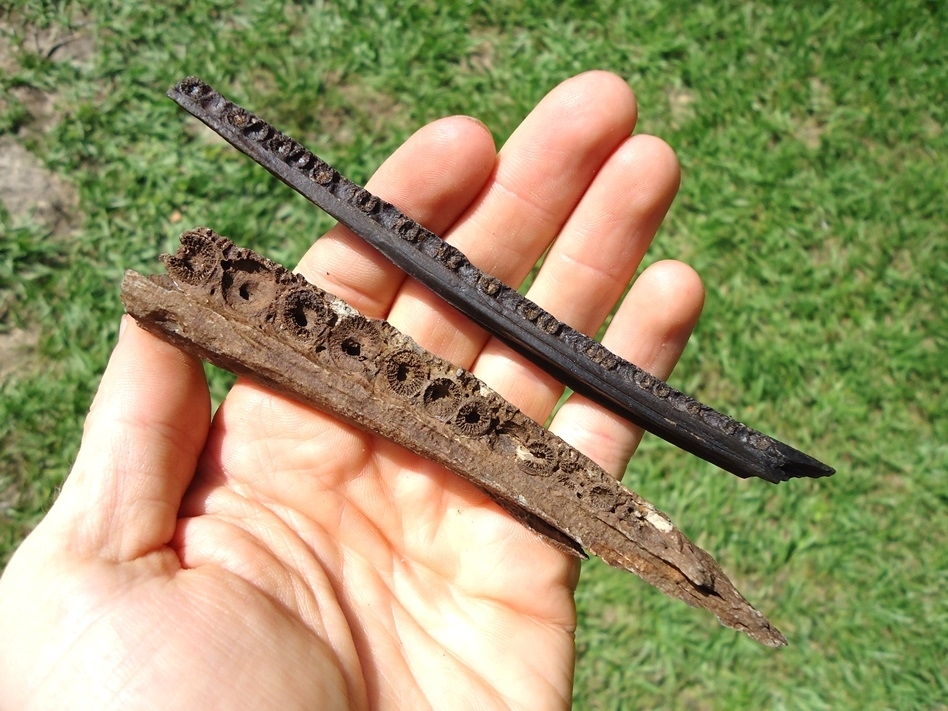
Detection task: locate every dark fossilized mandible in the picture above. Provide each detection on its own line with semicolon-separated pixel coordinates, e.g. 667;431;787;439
165;76;834;484
121;228;788;647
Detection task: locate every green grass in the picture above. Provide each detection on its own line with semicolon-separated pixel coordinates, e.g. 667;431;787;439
2;1;946;708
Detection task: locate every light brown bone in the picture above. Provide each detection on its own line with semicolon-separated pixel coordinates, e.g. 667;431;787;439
120;228;787;648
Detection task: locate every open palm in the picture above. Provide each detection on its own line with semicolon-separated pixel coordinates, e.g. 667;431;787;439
0;72;703;710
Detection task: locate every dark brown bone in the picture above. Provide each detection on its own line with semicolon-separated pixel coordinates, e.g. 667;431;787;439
121;228;787;647
165;76;834;485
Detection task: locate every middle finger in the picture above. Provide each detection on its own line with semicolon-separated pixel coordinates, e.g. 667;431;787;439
473;133;681;421
384;71;639;366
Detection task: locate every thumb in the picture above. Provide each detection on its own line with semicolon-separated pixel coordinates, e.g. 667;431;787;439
50;315;211;561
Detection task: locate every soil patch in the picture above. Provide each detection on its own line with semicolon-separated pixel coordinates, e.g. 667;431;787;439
0;136;80;233
0;326;40;385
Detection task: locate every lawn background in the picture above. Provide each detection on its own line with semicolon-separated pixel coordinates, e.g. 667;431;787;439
1;1;945;708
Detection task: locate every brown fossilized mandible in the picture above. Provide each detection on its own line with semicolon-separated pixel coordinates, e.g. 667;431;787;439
164;76;834;485
121;228;788;647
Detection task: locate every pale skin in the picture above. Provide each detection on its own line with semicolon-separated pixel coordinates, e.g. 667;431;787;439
0;71;704;710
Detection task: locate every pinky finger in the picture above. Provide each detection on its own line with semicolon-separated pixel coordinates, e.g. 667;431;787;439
547;260;704;479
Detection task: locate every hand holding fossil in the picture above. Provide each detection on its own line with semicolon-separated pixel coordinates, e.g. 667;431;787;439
0;72;713;709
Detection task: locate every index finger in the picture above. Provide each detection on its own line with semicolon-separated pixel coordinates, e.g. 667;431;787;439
294;116;496;317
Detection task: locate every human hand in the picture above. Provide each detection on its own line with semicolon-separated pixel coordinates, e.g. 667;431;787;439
0;71;703;710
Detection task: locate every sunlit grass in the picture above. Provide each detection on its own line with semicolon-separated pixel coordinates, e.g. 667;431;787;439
2;1;945;708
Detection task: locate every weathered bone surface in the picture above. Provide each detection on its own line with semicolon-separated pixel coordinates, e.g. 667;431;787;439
165;75;835;485
121;228;787;647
